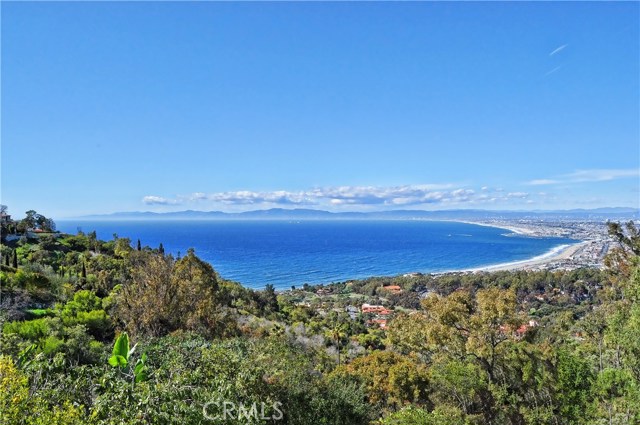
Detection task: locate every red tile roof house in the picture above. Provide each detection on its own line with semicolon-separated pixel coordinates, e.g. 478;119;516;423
369;319;387;329
498;321;538;340
362;304;394;329
361;304;392;315
381;285;402;294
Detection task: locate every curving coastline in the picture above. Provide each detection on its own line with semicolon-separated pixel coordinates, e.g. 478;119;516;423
435;219;605;273
464;241;589;273
450;220;541;237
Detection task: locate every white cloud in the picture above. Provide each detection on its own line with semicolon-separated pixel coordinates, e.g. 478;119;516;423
566;169;640;182
506;192;529;199
204;190;313;205
142;196;181;205
528;168;640;186
544;65;562;77
188;192;208;201
529;179;559;185
143;184;532;209
549;44;568;56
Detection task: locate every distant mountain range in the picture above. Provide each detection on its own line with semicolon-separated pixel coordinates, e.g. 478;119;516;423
76;207;640;221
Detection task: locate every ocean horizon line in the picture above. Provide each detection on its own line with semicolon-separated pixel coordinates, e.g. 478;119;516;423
55;219;585;290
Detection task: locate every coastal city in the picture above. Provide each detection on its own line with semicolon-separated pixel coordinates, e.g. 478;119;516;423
466;219;617;272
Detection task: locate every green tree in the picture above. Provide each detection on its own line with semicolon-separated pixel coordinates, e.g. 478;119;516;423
378;405;466;425
332;350;429;410
388;288;522;382
591;368;640;424
428;356;488;420
260;283;279;314
329;323;348;365
170;249;230;336
115;250;235;339
555;349;594;424
81;261;87;283
23;210;37;229
114;253;175;338
606;221;640;279
113;237;133;258
608;221;640;256
386;288;548;423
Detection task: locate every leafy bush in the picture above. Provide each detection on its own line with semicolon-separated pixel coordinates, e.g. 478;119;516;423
0;355;87;425
3;317;56;341
60;290;112;340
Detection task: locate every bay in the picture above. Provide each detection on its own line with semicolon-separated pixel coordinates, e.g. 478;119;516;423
57;220;576;290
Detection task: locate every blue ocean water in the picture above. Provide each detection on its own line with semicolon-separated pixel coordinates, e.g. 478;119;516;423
56;220;576;290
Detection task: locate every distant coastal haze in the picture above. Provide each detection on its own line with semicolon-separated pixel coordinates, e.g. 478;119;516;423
77;207;640;221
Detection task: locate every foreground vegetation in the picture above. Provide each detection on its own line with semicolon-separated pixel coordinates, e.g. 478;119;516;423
1;208;639;424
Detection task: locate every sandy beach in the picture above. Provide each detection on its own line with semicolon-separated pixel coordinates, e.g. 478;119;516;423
468;241;590;272
410;220;609;274
452;220;541;237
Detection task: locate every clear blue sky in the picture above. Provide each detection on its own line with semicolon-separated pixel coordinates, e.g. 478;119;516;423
2;2;638;218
